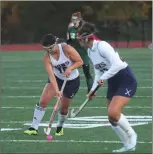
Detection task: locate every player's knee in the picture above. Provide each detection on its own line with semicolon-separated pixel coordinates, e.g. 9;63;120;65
39;98;49;108
108;117;117;126
60;109;68;115
107;108;120;122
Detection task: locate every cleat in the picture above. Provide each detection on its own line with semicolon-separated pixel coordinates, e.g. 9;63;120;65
24;127;38;135
112;146;135;153
55;127;64;136
113;132;137;153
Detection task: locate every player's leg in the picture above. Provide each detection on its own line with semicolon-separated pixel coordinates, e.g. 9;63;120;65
107;86;129;147
55;96;71;136
108;96;137;152
56;76;80;136
106;68;137;152
24;82;56;135
79;49;93;92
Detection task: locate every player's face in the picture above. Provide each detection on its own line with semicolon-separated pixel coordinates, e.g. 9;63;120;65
78;37;89;48
43;44;56;53
71;16;80;28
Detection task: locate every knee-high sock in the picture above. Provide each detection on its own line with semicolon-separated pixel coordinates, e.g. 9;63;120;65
57;112;67;127
31;104;46;130
117;114;135;137
111;125;129;146
82;64;93;91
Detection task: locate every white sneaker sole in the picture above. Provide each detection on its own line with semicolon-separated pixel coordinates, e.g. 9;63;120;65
112;146;135;153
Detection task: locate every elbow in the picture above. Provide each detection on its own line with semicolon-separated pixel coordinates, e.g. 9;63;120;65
77;60;83;68
80;59;84;67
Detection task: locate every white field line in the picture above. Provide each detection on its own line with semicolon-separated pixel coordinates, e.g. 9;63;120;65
1;128;22;131
2;64;152;68
3;95;152;98
0;139;151;144
1;115;152;124
1;106;152;109
3;73;152;78
2;86;152;90
1;59;42;62
3;77;152;81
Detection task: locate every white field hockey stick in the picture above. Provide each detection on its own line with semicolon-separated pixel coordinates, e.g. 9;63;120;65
70;85;100;118
44;78;67;135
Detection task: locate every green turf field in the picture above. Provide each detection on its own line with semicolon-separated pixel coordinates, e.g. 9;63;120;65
1;48;152;153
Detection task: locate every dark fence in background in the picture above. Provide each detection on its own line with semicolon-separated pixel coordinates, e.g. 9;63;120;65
1;1;152;47
95;18;152;47
1;18;152;47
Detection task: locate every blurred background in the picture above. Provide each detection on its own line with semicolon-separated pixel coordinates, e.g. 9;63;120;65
1;1;152;47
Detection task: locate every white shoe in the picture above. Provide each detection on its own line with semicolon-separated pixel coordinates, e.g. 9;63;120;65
112;146;135;153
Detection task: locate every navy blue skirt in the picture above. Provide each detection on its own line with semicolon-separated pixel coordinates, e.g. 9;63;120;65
107;66;137;101
48;76;80;99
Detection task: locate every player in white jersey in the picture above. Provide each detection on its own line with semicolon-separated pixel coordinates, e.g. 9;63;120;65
77;22;138;153
24;33;83;136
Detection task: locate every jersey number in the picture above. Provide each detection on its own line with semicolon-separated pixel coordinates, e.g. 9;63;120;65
100;68;108;73
70;33;76;39
58;66;67;74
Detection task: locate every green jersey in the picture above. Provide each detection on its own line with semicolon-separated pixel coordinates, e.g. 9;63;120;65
67;26;89;65
67;26;84;51
67;25;93;91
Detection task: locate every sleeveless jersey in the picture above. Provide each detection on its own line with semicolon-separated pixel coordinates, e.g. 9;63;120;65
49;44;79;80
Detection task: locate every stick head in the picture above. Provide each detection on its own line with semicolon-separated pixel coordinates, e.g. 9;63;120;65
70;108;76;118
44;127;51;135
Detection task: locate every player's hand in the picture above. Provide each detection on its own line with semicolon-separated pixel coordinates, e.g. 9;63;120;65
97;80;104;86
64;68;71;78
87;90;96;101
55;90;63;98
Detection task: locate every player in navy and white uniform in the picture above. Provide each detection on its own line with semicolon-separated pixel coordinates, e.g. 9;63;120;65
24;33;83;136
78;22;138;153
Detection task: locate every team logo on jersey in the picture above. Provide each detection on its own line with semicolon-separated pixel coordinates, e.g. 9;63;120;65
55;61;69;73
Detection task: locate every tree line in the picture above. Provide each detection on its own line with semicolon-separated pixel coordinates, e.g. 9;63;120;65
1;1;152;44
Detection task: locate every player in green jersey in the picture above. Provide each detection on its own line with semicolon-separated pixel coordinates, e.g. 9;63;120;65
67;12;93;92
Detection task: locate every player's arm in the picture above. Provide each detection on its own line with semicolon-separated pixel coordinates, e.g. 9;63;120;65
66;24;72;45
67;32;70;40
67;26;70;40
43;53;59;93
88;67;102;100
91;67;102;91
63;45;83;70
98;41;127;81
62;45;83;77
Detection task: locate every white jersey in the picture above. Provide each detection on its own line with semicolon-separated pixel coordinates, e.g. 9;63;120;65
49;44;79;80
88;40;128;91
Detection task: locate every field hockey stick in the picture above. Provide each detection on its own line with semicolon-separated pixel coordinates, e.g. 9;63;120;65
70;85;100;118
44;78;67;135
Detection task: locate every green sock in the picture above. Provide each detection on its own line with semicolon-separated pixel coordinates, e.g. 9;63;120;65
82;64;93;92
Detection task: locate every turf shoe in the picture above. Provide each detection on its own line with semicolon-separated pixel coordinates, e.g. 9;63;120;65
55;127;64;136
113;132;137;153
24;127;38;135
112;146;135;153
